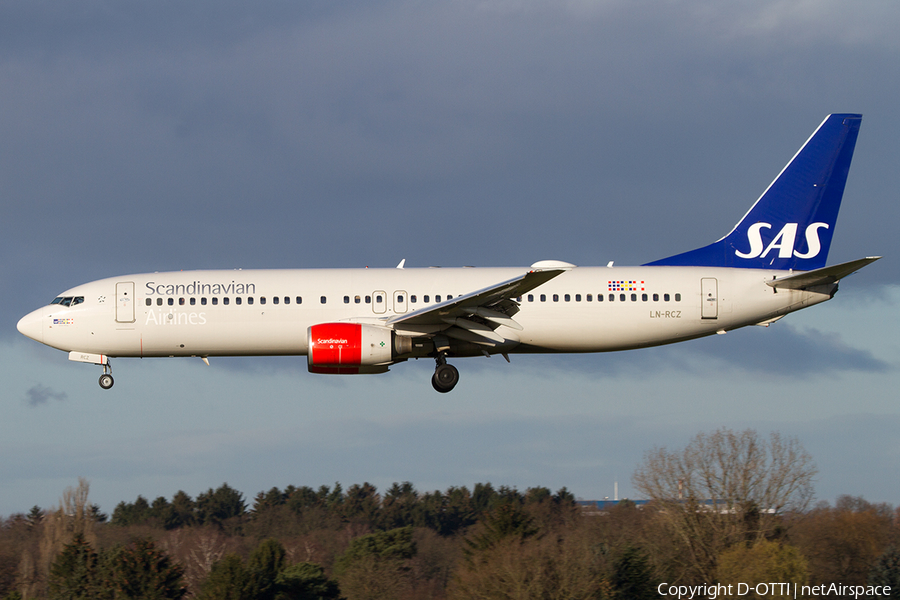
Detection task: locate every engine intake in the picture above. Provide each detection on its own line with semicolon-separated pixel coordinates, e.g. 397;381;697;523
308;323;407;374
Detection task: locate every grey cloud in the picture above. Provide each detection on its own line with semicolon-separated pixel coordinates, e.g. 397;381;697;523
24;384;68;407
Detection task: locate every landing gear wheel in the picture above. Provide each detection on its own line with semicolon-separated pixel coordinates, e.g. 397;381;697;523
99;374;114;390
432;363;459;393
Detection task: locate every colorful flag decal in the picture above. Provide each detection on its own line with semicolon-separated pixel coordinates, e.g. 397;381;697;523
608;280;645;291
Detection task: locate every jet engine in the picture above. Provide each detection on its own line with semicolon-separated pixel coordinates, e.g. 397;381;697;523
307;323;411;374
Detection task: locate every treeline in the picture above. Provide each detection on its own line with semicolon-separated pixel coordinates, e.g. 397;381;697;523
2;481;899;599
108;481;575;538
3;428;900;599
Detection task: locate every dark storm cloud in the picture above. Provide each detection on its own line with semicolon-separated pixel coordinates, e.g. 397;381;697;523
24;384;68;407
2;0;897;323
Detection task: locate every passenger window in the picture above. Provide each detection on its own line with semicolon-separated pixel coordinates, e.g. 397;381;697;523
145;299;152;306
540;294;546;302
575;294;581;302
435;295;441;302
664;294;670;302
273;297;279;305
397;295;404;303
201;298;207;306
284;296;291;305
344;296;350;304
356;295;362;304
320;296;326;304
260;297;266;305
516;296;522;302
620;294;626;302
223;297;230;305
376;295;383;303
423;295;430;303
675;293;682;302
247;297;253;305
527;294;534;302
212;298;218;305
365;296;371;304
296;297;302;304
587;294;592;302
447;295;452;300
565;294;571;302
235;297;242;305
631;294;637;301
597;294;603;302
553;294;559;302
642;294;648;301
653;293;659;301
179;298;185;306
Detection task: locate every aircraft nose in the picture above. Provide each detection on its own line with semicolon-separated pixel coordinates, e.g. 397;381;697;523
17;307;44;343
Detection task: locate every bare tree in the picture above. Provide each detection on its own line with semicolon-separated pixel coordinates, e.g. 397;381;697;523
632;428;816;582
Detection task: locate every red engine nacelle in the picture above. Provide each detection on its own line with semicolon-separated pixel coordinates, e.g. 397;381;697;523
307;323;395;374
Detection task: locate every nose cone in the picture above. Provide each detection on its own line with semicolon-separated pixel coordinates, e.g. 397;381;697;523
17;307;44;343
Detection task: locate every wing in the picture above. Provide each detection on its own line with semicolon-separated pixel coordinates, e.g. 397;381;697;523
386;265;569;345
766;256;881;290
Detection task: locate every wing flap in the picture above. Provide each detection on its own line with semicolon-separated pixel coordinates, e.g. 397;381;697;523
387;267;566;328
767;256;881;290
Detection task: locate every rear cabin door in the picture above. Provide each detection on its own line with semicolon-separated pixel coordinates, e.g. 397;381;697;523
116;282;135;323
701;278;718;319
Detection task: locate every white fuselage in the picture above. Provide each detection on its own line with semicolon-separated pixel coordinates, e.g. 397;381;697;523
18;265;833;360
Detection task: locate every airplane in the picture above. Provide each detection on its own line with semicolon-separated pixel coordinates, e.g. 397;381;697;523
17;113;880;393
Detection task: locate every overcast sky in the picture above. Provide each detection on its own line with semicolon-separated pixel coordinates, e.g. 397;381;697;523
2;0;899;516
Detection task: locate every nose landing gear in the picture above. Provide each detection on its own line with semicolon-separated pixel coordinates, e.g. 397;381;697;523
432;355;459;393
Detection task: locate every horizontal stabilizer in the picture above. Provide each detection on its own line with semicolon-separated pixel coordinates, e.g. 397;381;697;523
767;257;881;290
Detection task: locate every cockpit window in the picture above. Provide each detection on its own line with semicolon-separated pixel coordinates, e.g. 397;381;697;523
50;296;84;307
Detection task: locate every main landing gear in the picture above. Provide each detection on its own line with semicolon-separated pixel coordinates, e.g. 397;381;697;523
432;354;459;393
98;361;114;390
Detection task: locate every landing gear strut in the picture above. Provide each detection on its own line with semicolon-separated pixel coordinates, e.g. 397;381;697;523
431;354;459;393
98;361;114;390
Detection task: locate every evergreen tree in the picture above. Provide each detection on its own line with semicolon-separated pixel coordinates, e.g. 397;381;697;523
869;545;900;599
244;539;287;600
275;563;341;600
197;554;249;600
611;546;656;600
103;538;186;599
196;483;246;526
168;491;196;529
47;533;98;600
334;526;417;575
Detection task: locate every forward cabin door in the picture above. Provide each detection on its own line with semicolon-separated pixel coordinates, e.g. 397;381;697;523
393;290;408;314
701;278;718;319
372;290;387;314
116;282;135;323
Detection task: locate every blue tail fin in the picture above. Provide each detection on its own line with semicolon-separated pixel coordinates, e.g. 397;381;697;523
645;114;862;270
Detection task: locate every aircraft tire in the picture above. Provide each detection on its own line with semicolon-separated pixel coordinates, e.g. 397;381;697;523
432;363;459;393
99;374;114;390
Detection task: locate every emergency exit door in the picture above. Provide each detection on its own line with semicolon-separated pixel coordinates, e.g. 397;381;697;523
701;278;718;319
